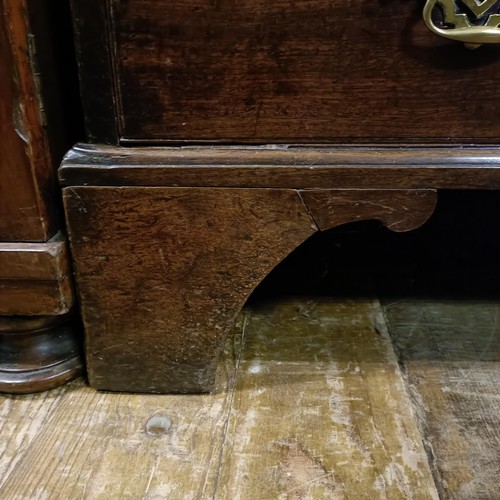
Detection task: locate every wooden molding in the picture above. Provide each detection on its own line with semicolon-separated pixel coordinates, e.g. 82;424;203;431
0;232;74;315
60;144;500;189
0;314;83;393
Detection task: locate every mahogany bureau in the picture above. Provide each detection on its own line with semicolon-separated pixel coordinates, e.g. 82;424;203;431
61;0;500;393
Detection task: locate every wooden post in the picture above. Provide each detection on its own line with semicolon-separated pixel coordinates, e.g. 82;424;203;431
0;0;83;392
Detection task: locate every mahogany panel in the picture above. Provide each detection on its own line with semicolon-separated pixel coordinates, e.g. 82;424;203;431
299;189;437;233
108;0;500;143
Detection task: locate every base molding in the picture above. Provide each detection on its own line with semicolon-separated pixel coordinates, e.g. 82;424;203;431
0;314;83;394
0;233;74;315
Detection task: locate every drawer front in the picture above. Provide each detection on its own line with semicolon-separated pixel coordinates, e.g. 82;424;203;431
108;0;500;143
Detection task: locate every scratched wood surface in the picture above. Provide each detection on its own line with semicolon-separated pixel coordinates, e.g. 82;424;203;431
383;299;500;500
216;299;438;499
0;317;244;499
0;297;498;498
0;0;55;241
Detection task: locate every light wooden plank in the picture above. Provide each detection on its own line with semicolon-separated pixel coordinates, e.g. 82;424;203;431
0;384;74;491
216;299;438;499
383;299;500;500
0;318;244;499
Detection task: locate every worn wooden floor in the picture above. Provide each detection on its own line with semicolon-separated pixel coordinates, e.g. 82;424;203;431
1;296;498;499
2;192;500;499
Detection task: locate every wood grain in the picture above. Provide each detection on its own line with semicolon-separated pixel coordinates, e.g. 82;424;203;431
0;0;83;393
0;235;71;281
63;187;317;393
383;299;500;499
25;0;85;164
69;0;119;144
0;0;55;241
0;235;74;315
0;279;73;316
0;300;451;498
103;0;500;143
59;144;500;189
300;189;437;233
63;184;438;393
0;0;81;241
218;300;438;498
0;318;241;497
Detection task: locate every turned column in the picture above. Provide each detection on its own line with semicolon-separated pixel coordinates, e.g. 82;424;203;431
0;0;83;392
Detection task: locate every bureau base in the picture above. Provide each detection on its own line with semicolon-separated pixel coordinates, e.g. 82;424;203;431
60;145;500;393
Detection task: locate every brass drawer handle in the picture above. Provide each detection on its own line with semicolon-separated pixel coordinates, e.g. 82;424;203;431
423;0;500;48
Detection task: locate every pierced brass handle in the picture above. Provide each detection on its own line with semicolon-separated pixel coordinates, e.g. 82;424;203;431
423;0;500;48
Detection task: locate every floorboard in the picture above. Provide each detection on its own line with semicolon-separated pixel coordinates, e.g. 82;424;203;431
217;299;437;499
382;299;500;500
0;297;498;499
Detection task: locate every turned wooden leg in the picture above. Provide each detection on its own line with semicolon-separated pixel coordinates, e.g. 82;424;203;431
63;187;436;393
0;314;82;393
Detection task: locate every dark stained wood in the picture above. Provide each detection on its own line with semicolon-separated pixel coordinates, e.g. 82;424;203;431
0;0;56;241
0;314;82;394
0;236;74;315
0;0;83;393
63;186;436;393
26;0;85;165
65;0;500;397
94;0;500;143
299;189;437;232
0;279;73;316
69;0;119;144
63;187;317;392
60;144;500;189
0;0;83;242
0;234;71;281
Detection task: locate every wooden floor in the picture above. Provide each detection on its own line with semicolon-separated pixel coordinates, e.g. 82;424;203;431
1;295;498;499
2;192;500;499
